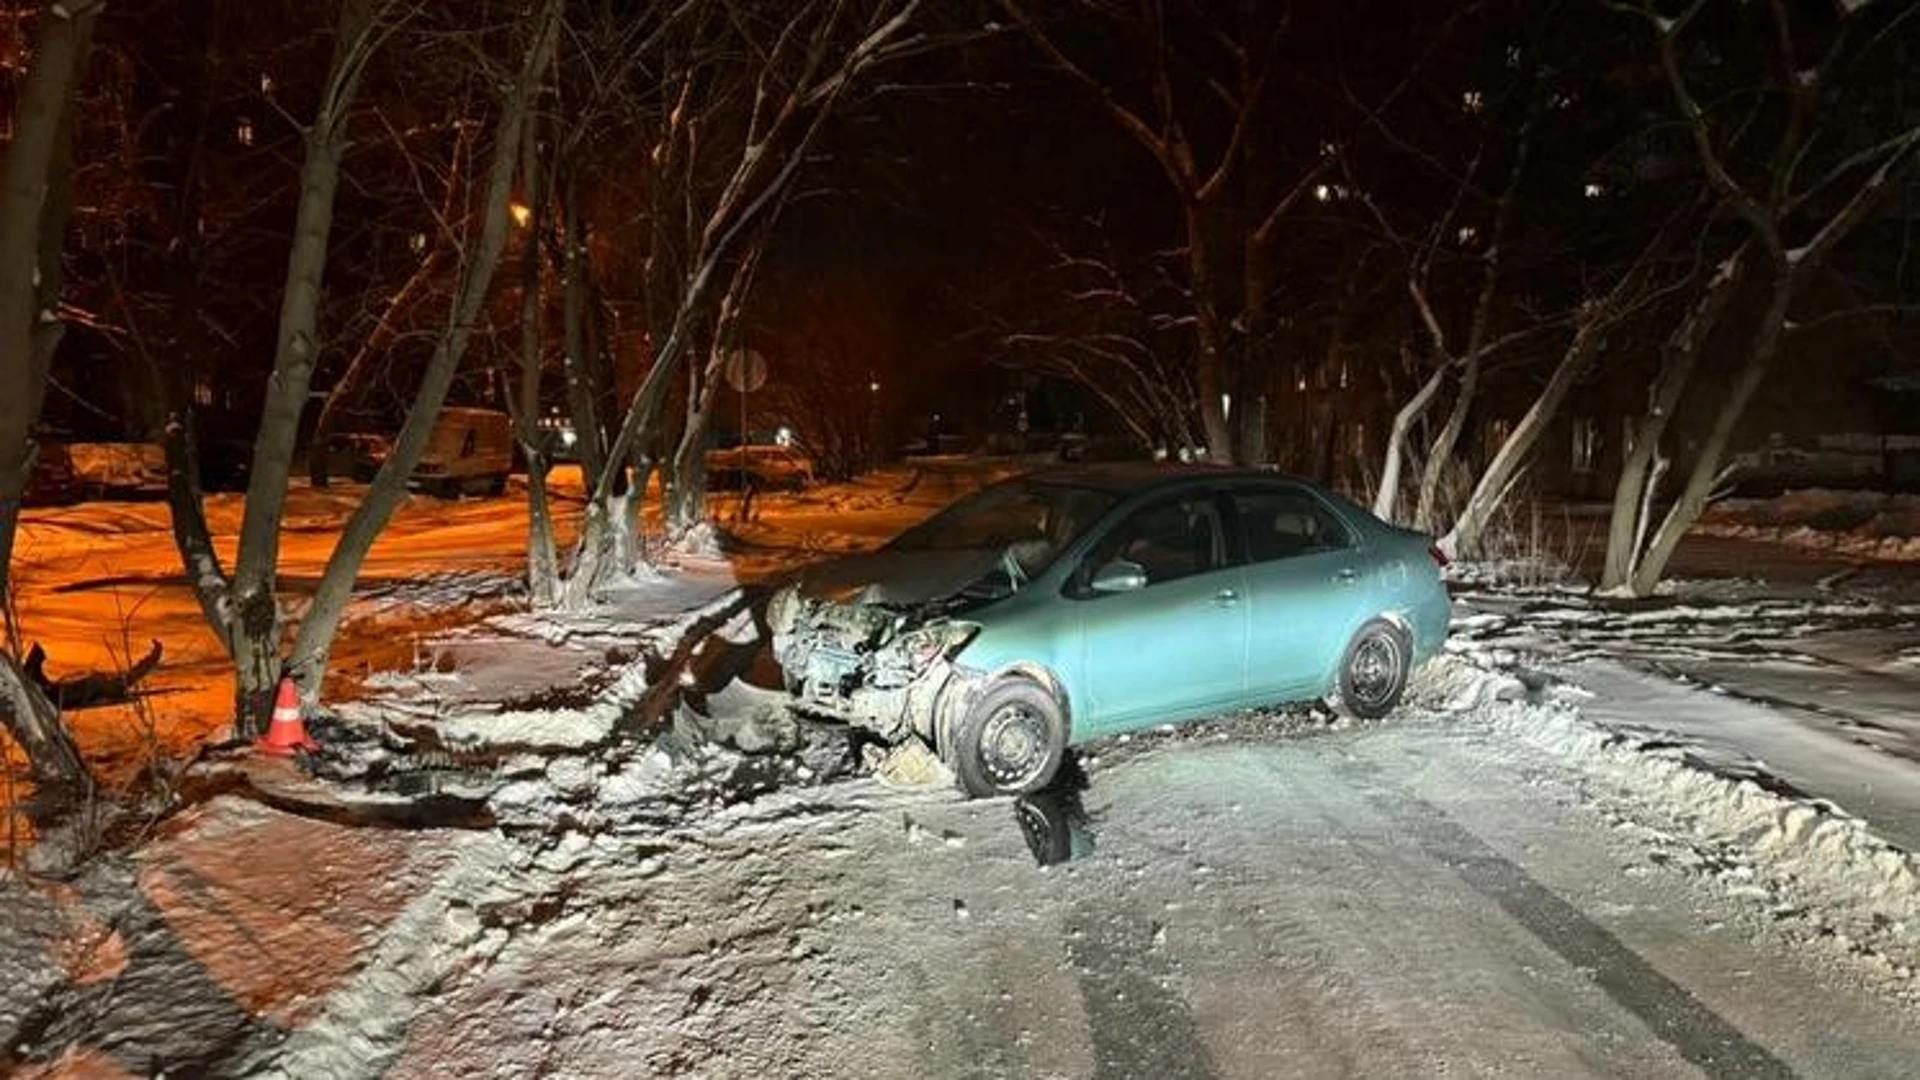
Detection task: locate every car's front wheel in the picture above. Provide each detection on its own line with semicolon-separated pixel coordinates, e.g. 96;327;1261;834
1330;618;1411;720
946;678;1067;798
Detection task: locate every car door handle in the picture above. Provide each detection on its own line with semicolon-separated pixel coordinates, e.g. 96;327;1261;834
1334;568;1358;585
1213;588;1239;606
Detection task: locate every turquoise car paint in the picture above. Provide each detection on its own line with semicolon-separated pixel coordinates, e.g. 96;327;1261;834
772;463;1451;748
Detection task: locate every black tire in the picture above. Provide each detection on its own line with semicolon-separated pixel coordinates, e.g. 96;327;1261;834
945;678;1068;798
1330;618;1411;720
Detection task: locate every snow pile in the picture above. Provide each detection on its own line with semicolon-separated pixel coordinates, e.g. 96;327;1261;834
1699;489;1920;561
1431;648;1920;989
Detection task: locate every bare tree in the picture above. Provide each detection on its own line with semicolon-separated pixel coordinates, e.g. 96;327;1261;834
986;238;1203;456
161;0;565;719
1443;227;1689;558
161;0;408;729
304;116;473;486
1003;0;1332;464
283;0;563;693
539;0;935;607
0;0;101;789
1601;0;1920;595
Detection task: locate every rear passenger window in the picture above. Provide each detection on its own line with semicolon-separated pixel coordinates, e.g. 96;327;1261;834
1234;489;1352;563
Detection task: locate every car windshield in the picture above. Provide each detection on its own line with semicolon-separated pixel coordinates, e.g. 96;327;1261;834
887;479;1116;578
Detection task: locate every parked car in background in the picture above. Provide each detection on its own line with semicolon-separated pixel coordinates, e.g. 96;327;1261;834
706;443;814;492
324;433;394;483
412;407;512;497
768;464;1452;797
22;440;83;506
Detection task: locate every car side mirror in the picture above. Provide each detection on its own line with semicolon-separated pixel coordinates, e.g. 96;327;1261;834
1089;558;1147;593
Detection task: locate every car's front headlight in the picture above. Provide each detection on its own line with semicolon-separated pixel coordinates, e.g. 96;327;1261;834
896;620;980;669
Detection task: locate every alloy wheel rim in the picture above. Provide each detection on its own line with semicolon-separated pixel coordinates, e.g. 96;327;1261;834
1350;634;1401;708
979;702;1048;788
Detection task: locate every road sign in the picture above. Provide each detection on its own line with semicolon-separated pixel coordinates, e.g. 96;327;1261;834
723;349;767;394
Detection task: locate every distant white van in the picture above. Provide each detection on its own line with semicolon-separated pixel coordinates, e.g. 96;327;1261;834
412;407;513;497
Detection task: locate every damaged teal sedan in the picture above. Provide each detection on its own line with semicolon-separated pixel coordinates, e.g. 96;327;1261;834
767;464;1451;797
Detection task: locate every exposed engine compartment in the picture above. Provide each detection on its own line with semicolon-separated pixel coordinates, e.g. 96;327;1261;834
767;583;986;742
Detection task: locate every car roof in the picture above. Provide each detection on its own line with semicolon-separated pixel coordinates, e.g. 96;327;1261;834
1020;461;1307;495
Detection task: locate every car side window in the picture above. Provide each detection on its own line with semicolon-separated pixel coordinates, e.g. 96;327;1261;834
1080;495;1226;591
1233;488;1353;563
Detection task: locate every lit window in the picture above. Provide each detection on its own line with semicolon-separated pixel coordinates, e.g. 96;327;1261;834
410;232;427;254
1462;90;1484;114
1457;226;1479;245
235;117;255;146
260;73;275;94
1314;183;1332;202
1584;182;1604;199
194;377;214;407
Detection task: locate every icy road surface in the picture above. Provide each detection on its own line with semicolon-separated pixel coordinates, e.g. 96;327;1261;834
8;705;1919;1078
1454;581;1920;852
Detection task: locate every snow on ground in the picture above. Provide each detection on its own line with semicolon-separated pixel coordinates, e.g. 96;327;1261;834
9;470;1920;1075
9;649;1920;1077
1451;581;1920;852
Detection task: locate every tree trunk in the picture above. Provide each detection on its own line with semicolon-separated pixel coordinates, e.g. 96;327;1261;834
667;390;717;540
0;654;86;789
1600;248;1745;590
559;176;609;485
1413;354;1477;531
1373;349;1445;523
1446;322;1603;558
0;1;98;790
0;1;97;608
286;0;562;699
505;115;560;608
1627;277;1792;596
1182;200;1234;463
224;0;385;730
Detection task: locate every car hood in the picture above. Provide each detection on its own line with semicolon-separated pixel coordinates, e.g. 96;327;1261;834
796;547;1007;608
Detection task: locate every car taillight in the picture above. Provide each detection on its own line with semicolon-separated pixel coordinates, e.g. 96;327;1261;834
1428;544;1449;568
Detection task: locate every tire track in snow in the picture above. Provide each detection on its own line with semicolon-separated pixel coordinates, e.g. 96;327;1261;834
1345;761;1796;1079
1063;901;1220;1080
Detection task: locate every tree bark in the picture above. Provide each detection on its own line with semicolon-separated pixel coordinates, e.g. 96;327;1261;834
286;0;562;698
1446;321;1603;558
1373;346;1445;523
0;1;99;790
0;1;98;607
1600;248;1745;590
225;0;386;730
1627;277;1792;596
0;654;85;789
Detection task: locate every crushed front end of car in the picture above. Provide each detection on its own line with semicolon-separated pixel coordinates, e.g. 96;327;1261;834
766;578;991;747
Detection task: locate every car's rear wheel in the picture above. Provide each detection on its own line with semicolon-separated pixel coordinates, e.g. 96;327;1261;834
946;678;1067;798
1330;618;1410;720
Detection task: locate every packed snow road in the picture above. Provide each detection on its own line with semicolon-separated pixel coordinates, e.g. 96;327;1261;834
9;689;1919;1078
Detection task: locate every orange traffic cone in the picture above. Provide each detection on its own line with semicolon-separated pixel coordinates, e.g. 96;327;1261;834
256;676;320;757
